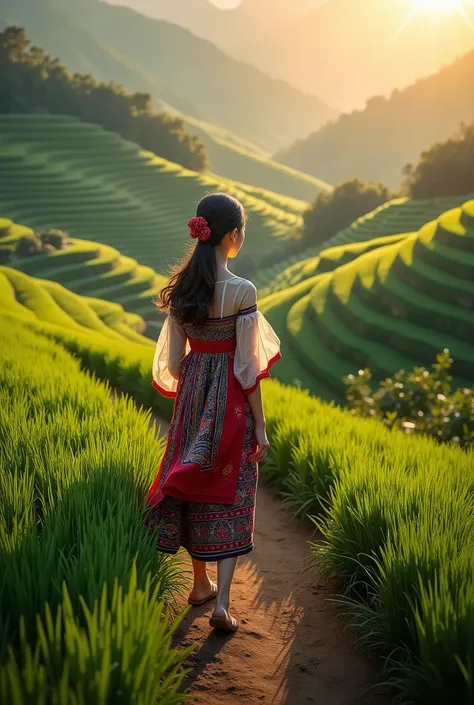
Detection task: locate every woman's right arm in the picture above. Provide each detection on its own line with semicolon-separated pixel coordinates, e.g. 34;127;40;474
245;384;270;463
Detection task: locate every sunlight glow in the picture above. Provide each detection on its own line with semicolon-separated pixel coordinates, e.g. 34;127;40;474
396;0;473;35
414;0;464;10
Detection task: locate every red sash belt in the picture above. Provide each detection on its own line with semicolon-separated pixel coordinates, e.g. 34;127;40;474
188;337;237;353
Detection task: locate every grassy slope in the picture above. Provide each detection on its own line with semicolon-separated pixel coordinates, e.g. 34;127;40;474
0;114;304;280
262;200;474;401
256;194;473;291
0;265;153;346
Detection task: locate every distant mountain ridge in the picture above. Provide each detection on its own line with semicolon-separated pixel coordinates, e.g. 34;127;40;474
0;0;336;152
277;46;474;188
109;0;474;111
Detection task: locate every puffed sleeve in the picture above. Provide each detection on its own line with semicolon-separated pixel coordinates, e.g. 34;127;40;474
234;283;281;393
152;315;190;398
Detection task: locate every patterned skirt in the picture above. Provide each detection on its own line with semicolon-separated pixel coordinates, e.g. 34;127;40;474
146;406;258;561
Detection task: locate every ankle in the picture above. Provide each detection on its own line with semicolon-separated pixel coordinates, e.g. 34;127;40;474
215;598;230;613
193;575;212;589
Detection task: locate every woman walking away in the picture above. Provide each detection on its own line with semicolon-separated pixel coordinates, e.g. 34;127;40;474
146;192;281;632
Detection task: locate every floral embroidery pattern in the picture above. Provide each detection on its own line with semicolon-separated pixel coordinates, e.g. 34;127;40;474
222;462;233;478
147;404;257;561
146;308;259;562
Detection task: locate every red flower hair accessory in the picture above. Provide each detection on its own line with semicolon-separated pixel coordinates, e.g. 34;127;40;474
188;216;211;242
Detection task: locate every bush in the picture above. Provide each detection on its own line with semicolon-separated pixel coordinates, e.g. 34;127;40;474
404;122;474;198
14;234;43;258
344;349;474;447
303;179;392;248
38;228;70;250
0;246;12;264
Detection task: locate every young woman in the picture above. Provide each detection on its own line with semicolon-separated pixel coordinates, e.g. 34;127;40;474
146;192;281;632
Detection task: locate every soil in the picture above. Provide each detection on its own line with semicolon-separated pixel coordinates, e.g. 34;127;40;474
148;415;391;705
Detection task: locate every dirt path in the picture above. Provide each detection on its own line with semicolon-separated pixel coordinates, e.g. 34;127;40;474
150;415;390;705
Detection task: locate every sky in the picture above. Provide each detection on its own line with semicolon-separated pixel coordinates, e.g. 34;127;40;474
208;0;243;8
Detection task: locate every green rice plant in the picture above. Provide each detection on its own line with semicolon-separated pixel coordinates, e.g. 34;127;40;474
3;290;473;702
0;318;189;701
0;567;191;705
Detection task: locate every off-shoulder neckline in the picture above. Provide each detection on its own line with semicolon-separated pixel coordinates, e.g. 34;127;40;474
215;275;242;284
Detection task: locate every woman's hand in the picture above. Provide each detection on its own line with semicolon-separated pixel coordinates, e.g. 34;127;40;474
250;423;270;463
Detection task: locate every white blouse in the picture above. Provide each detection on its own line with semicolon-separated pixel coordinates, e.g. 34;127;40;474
152;277;280;396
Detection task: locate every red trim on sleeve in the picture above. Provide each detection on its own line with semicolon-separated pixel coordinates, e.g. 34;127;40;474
151;379;178;399
242;352;282;394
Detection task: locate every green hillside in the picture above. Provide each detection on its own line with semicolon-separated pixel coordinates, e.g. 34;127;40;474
0;217;167;323
256;194;472;291
0;0;336;155
261;200;474;401
0;265;153;345
0;115;303;278
180;113;331;202
277;46;474;188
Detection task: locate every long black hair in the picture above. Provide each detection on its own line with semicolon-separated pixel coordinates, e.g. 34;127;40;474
158;193;246;325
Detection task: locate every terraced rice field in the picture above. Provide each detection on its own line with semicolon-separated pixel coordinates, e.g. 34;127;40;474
1;216;166;322
256;194;472;292
261;200;474;401
182;113;332;202
0;265;153;346
0;115;304;278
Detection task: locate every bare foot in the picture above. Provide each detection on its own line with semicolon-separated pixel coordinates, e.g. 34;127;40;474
188;580;218;606
209;606;239;632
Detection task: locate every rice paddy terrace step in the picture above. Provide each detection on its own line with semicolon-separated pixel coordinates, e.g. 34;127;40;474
2;218;165;322
0;115;303;277
276;200;474;400
255;194;472;293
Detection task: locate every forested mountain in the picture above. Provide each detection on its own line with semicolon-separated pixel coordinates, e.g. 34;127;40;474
108;0;474;111
0;0;336;152
277;48;474;188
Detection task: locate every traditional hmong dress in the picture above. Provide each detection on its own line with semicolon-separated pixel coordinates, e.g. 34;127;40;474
146;276;281;562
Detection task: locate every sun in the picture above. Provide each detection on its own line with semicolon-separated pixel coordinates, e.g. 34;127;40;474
396;0;473;35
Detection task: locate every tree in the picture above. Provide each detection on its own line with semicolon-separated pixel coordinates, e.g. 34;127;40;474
0;26;208;172
404;123;474;198
302;179;392;248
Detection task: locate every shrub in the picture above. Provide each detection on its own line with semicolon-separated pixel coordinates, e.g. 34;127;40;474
38;228;70;249
302;179;392;248
0;246;12;264
14;234;43;258
344;349;474;447
404;122;474;198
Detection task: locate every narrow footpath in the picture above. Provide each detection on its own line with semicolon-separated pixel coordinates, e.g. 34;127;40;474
150;415;391;705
